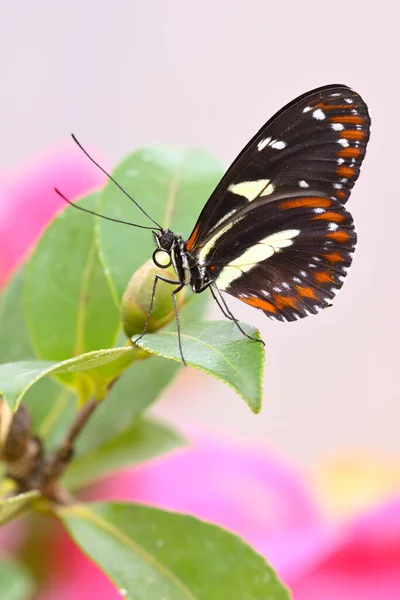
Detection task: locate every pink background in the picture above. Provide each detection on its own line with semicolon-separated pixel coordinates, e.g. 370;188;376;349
1;1;398;465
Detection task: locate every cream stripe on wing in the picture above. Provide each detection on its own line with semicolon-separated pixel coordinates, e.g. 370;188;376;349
228;179;275;201
217;229;300;290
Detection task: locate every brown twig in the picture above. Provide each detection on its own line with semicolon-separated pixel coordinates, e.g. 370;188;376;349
0;397;101;505
44;398;98;481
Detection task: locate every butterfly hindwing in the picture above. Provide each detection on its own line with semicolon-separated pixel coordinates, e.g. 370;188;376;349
186;84;369;253
202;196;356;321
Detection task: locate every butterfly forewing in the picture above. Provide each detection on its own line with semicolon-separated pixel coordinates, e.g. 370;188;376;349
205;196;356;321
186;84;369;253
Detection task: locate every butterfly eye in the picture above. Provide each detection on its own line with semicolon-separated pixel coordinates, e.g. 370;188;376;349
152;249;172;269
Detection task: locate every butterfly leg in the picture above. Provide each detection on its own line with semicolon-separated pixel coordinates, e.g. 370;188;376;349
171;284;186;366
132;273;180;345
211;284;265;346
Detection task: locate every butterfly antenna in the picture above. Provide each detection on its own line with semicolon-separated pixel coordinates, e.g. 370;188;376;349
71;134;162;230
54;188;157;231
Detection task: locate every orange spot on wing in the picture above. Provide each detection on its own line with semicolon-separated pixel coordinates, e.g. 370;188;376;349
336;165;356;178
279;197;331;210
186;226;199;251
341;129;365;141
330;115;364;125
324;252;344;264
314;270;334;284
315;103;355;110
337;147;361;159
241;296;277;313
326;230;350;242
335;190;346;199
274;294;298;309
296;286;317;299
312;211;345;222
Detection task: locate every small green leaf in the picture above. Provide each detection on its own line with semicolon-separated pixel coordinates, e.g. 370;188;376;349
97;148;224;302
61;502;290;600
64;419;183;490
24;193;120;379
0;491;39;526
135;321;264;413
0;559;35;600
0;347;134;410
72;355;181;456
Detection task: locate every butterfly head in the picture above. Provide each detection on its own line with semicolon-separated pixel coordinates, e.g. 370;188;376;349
152;229;175;269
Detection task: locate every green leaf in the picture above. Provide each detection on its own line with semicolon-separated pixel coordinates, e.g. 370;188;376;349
24;193;120;375
64;419;183;490
97;148;224;302
0;347;134;410
61;502;290;600
0;559;35;600
135;321;264;413
0;269;33;363
0;491;39;526
0;267;76;449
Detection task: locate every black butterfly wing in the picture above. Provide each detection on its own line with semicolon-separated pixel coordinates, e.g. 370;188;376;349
186;84;369;253
202;195;356;321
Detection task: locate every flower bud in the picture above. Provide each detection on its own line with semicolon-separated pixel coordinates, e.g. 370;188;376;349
121;260;186;339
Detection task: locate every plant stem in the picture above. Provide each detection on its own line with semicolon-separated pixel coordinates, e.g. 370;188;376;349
45;398;98;480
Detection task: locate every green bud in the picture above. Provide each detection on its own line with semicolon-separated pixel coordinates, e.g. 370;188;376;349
121;260;186;339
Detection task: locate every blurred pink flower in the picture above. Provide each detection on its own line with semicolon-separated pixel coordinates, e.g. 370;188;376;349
1;151;399;599
0;147;104;285
37;436;400;600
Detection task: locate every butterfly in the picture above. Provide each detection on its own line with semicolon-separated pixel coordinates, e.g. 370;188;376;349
56;84;370;364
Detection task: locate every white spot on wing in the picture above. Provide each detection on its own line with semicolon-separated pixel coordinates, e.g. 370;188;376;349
337;158;345;165
338;139;350;147
299;180;309;188
332;123;344;131
300;270;307;277
314;207;325;214
303;106;312;113
313;108;326;120
273;286;282;292
270;140;286;150
257;137;271;151
282;282;290;289
333;183;343;189
328;222;339;231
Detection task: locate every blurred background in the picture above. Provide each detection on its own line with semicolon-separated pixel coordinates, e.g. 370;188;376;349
1;0;398;468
